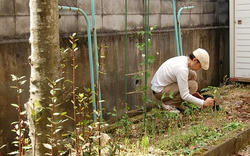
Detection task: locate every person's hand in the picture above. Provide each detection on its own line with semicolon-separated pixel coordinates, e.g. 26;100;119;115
203;98;214;108
193;92;204;99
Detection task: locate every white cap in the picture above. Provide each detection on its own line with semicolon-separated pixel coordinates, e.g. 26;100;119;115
193;48;209;70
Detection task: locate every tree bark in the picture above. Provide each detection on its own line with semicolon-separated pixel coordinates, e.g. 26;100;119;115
28;0;60;155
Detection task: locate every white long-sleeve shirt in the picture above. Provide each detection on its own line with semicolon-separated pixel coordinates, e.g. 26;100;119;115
151;56;204;108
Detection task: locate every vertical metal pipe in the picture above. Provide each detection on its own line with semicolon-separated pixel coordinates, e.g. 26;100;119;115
171;0;180;56
177;6;194;56
91;0;103;119
143;0;150;129
58;6;97;121
124;0;128;106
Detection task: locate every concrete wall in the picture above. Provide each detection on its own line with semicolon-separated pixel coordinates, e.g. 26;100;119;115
0;0;228;39
0;0;229;154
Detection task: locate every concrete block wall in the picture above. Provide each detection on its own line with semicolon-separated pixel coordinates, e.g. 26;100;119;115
0;0;229;39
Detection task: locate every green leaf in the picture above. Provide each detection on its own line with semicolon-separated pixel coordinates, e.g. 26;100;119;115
11;121;18;125
61;112;67;116
46;124;52;128
43;143;52;150
53;129;61;135
169;91;174;99
11;104;19;108
61;119;68;123
10;74;18;81
137;31;145;36
10;86;18;89
72;43;77;49
20;111;26;115
50;90;56;96
78;93;84;98
79;135;85;141
133;75;142;81
0;144;6;150
19;76;26;80
22;145;32;150
61;64;66;68
84;87;91;92
161;93;166;101
8;151;18;155
30;108;35;117
34;101;40;108
54;88;61;91
60;47;65;52
151;25;157;31
52;97;57;103
136;43;145;51
35;117;41;123
101;54;105;59
48;82;54;88
148;55;155;64
55;77;64;83
20;80;27;85
74;47;79;52
53;113;60;116
18;89;23;94
72;33;76;37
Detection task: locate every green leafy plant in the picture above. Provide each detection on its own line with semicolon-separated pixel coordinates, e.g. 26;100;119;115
30;100;44;156
5;33;111;156
43;78;68;155
59;34;104;156
223;122;243;131
108;106;132;137
9;75;31;156
135;25;157;131
141;135;149;154
181;101;199;116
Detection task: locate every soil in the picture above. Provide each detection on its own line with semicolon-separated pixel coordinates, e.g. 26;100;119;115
217;84;250;122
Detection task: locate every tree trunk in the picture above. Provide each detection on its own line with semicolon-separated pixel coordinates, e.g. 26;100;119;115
27;0;59;155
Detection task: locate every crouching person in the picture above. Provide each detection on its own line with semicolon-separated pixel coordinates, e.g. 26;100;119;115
151;48;214;113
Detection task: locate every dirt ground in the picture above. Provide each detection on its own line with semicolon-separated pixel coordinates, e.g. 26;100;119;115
217;84;250;123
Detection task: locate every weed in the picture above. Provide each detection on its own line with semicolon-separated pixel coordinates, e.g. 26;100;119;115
223;121;244;131
9;75;31;156
141;135;149;154
108;106;132;137
44;78;68;155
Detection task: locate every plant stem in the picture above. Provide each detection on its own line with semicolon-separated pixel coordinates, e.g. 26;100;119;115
17;86;22;156
71;39;79;156
96;78;101;156
51;97;55;155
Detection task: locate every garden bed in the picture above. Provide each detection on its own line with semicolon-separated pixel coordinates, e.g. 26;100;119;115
105;84;250;155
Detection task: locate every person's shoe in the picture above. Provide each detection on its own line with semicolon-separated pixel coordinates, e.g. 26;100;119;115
161;103;180;114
